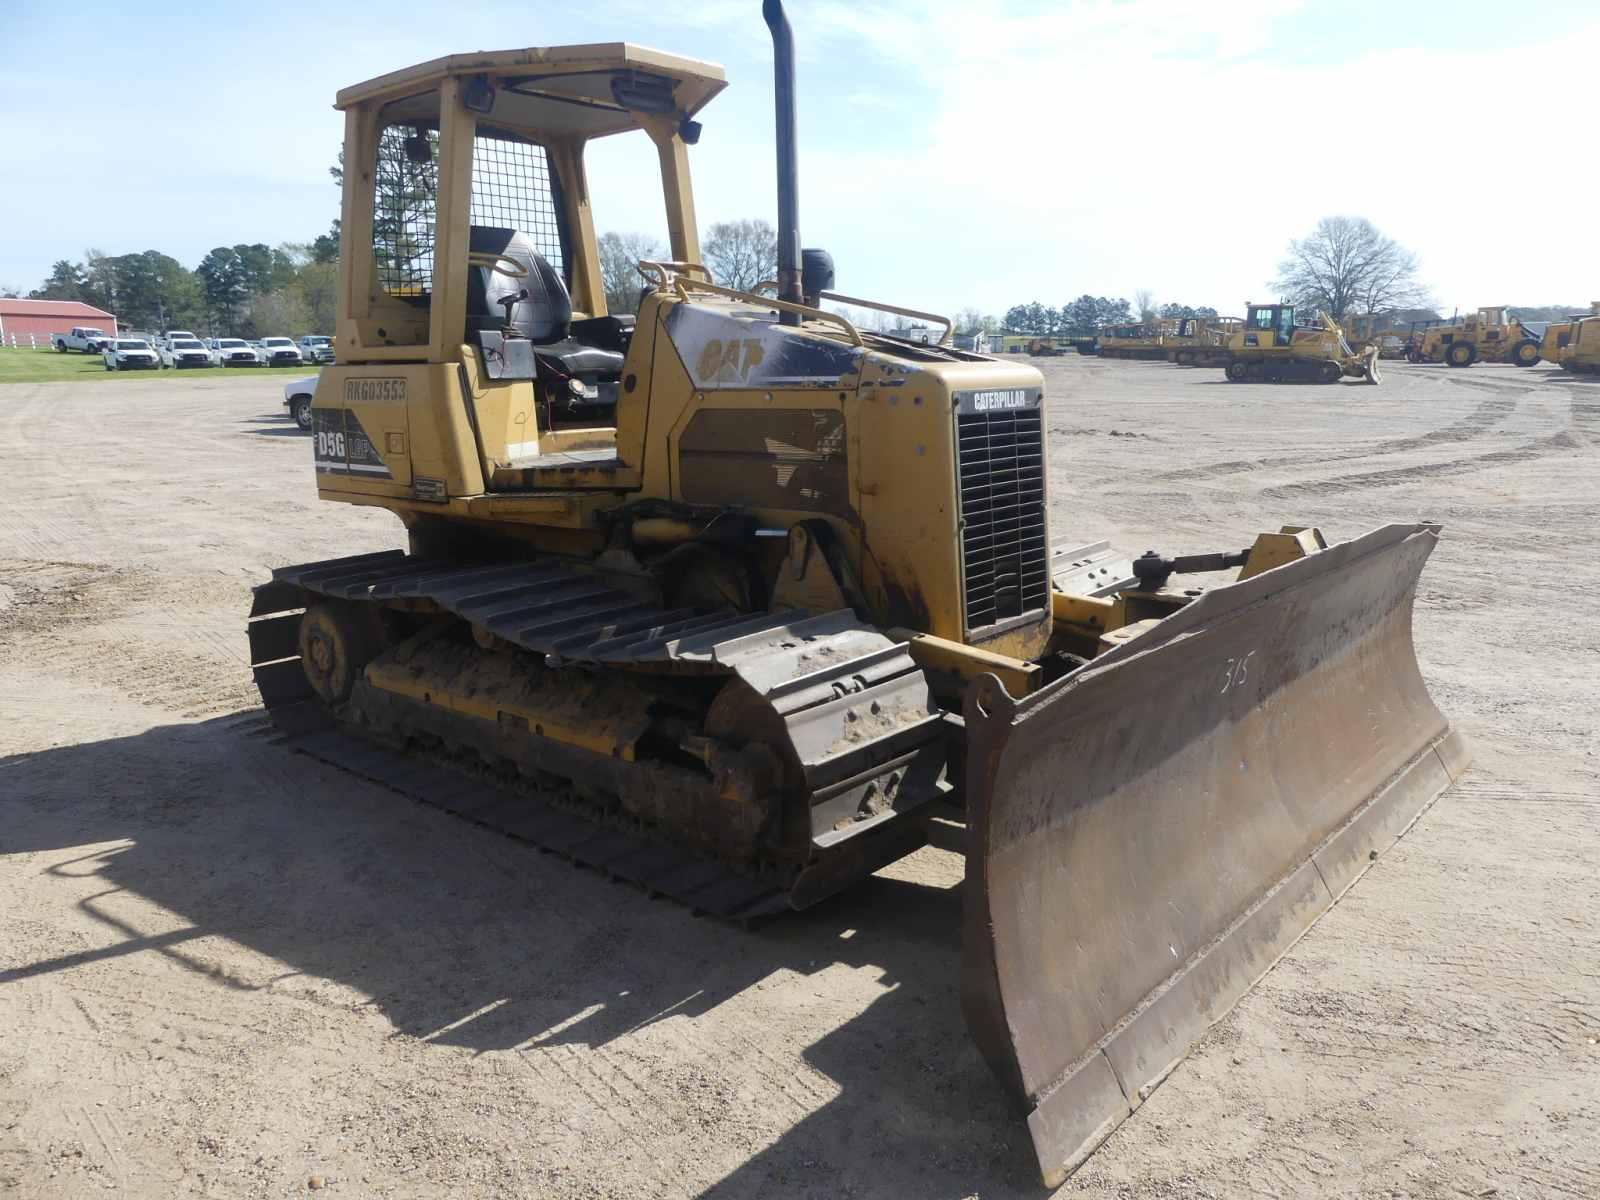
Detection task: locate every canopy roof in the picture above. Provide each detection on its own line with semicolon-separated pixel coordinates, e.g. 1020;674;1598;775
337;43;728;140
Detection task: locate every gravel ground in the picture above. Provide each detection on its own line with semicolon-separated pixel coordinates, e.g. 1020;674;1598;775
1;359;1596;1198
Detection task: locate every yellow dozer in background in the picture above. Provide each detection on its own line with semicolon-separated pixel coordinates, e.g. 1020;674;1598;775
1342;312;1409;361
1166;315;1240;367
1095;322;1166;359
1223;303;1382;383
247;1;1463;1183
1542;302;1600;367
1407;306;1542;367
1562;311;1600;374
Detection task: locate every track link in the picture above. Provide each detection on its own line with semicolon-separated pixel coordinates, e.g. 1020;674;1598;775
269;706;799;922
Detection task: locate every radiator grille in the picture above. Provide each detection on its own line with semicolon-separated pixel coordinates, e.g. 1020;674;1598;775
956;407;1048;635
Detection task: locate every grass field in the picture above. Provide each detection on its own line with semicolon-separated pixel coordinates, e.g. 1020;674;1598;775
0;346;311;385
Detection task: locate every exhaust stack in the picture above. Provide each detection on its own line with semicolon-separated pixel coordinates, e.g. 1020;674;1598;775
763;0;802;324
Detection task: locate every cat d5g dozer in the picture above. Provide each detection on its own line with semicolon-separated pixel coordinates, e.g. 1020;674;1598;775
1224;302;1382;383
248;1;1465;1184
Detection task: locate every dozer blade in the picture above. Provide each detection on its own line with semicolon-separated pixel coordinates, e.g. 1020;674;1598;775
960;523;1468;1187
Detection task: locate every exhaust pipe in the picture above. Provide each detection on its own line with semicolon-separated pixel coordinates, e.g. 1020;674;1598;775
763;0;802;324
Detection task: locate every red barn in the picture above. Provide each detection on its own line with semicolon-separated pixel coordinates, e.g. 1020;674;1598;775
0;299;119;346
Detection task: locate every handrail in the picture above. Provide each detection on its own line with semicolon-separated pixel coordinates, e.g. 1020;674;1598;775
635;259;716;287
670;276;863;347
756;283;954;346
818;291;953;345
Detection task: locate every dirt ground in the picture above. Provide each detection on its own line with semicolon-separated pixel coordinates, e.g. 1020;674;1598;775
2;360;1596;1199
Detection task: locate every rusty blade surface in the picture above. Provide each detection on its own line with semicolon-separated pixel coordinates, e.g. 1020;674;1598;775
960;523;1470;1187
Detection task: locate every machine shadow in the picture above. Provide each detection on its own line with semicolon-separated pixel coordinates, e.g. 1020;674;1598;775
241;413;306;436
0;713;1042;1197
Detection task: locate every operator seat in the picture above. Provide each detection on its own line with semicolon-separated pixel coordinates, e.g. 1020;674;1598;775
466;226;629;377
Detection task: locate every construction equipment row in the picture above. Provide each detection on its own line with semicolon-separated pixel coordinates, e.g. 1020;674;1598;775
1008;303;1600;380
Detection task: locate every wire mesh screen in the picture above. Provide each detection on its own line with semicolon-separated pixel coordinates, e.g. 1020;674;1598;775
372;125;439;296
470;136;565;273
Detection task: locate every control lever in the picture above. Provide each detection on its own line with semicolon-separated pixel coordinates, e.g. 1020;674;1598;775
496;287;529;329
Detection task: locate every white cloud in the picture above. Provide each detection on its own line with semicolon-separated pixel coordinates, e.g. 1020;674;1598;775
592;0;1600;317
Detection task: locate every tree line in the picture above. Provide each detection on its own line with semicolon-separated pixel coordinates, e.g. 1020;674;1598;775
25;238;338;338
33;211;1571;344
1000;298;1219;336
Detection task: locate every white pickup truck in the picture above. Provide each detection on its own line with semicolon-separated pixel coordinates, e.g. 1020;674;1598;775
282;375;317;430
52;326;114;353
102;338;161;371
296;334;335;364
259;336;304;368
160;337;213;369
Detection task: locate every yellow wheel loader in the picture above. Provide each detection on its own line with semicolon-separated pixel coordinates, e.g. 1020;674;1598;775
248;2;1463;1183
1223;303;1382;384
1407;306;1542;367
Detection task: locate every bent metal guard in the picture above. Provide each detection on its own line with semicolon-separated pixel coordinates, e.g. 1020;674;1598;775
960;523;1469;1186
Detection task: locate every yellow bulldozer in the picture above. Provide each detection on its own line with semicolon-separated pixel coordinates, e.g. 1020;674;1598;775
1562;311;1600;374
1341;313;1409;361
1166;315;1239;367
1542;302;1600;367
1223;303;1382;383
1406;306;1542;367
247;2;1464;1183
1095;321;1166;359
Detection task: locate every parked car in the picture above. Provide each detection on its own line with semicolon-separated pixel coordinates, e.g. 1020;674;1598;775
53;326;113;353
295;334;335;364
215;338;264;367
157;329;199;349
102;338;161;371
283;375;318;431
160;337;213;369
259;336;304;367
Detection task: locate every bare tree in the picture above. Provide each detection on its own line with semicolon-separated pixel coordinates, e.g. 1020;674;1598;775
294;262;340;331
1272;216;1428;321
824;303;894;333
1134;289;1157;323
597;231;665;315
701;219;778;293
249;287;312;336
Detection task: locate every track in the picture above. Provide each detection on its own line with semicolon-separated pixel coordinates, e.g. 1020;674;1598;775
249;550;948;920
266;719;806;922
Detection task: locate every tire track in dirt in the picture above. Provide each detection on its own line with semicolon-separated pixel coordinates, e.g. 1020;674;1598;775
1260;385;1593;499
1260;429;1585;499
1154;392;1520;484
1571;397;1600;443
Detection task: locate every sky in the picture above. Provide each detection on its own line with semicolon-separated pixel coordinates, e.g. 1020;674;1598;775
4;0;1598;318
